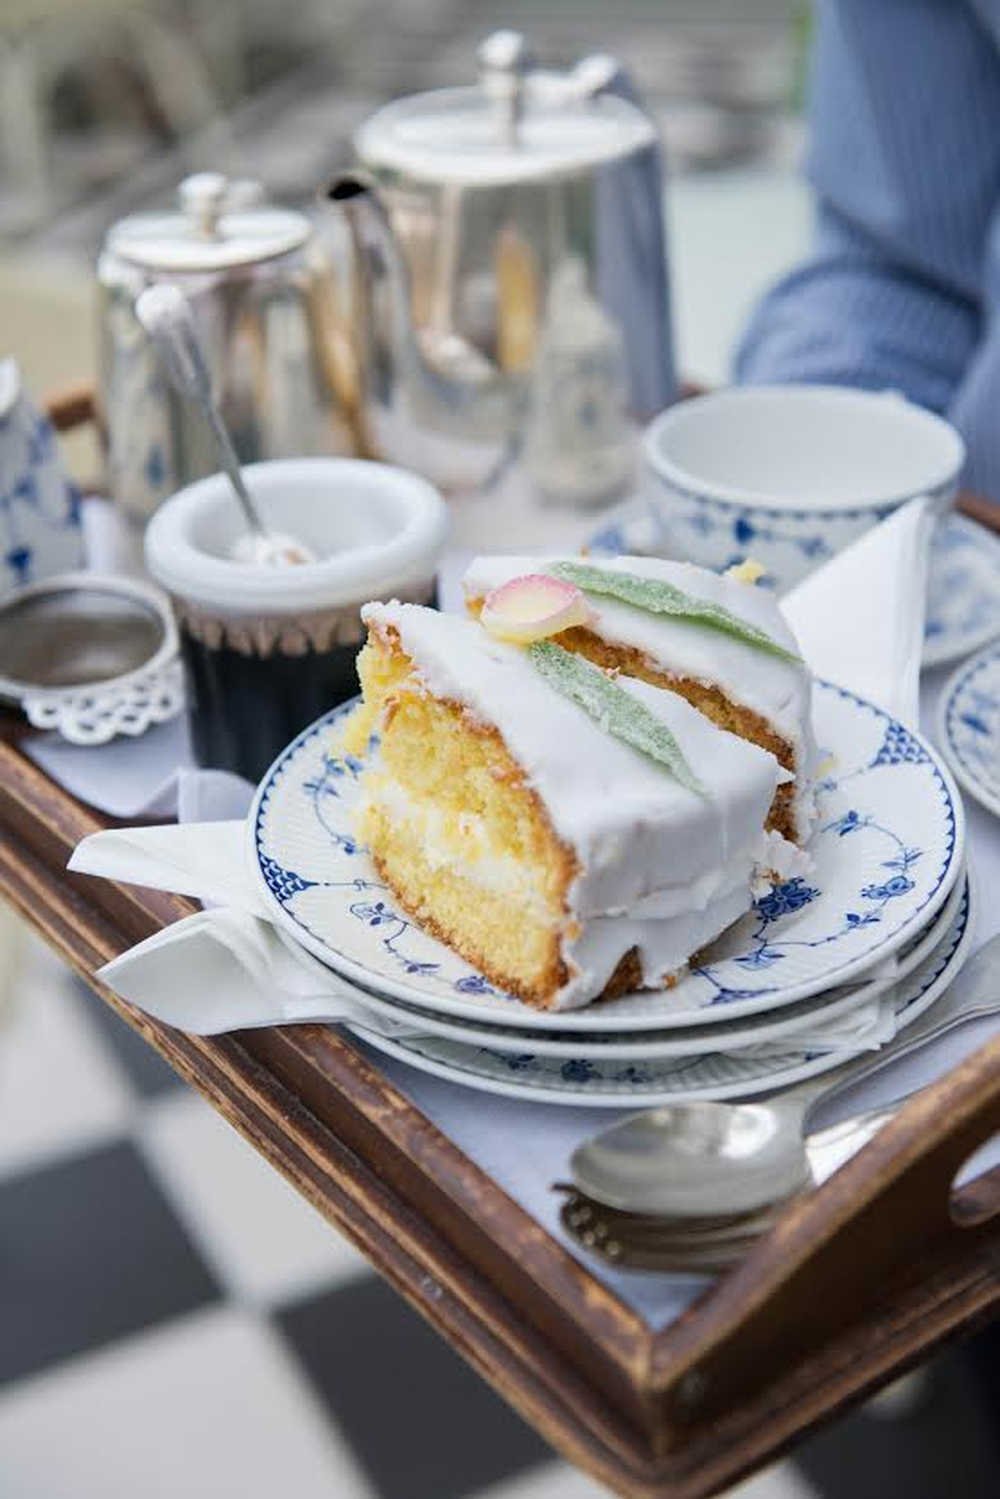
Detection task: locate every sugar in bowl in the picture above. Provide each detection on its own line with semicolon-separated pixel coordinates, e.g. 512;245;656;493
145;457;447;782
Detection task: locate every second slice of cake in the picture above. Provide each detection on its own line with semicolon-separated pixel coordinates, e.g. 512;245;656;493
345;600;797;1011
464;553;816;844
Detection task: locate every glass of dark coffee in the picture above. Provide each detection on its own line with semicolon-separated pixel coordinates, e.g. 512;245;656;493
145;457;447;784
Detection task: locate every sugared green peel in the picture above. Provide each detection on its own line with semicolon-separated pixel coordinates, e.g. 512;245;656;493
527;641;707;797
549;560;802;663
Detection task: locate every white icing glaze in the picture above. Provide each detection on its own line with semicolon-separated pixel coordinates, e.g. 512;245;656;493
463;553;819;839
361;600;788;1008
567;881;755;1004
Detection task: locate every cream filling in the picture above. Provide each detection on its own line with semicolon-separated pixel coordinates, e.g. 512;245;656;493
359;781;556;920
364;779;793;921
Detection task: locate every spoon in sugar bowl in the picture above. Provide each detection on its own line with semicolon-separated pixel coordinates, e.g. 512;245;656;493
570;934;1000;1222
135;284;316;567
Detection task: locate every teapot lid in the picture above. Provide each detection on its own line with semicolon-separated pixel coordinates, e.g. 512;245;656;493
354;32;656;186
107;173;310;272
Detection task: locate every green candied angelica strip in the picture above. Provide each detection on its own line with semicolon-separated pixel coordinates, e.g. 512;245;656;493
549;560;802;663
527;641;707;797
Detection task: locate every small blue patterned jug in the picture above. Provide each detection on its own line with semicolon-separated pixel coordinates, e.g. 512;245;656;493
0;359;83;601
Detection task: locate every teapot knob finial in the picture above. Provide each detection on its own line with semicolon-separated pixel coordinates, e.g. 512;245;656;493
478;29;534;146
178;172;228;239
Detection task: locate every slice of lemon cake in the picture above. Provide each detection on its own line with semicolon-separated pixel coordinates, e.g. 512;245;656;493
345;599;796;1011
463;553;816;844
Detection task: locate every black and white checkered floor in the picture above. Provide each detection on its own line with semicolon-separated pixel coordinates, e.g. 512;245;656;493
1;923;997;1499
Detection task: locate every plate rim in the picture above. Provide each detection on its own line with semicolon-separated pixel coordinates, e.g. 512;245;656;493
250;680;965;1033
351;876;975;1107
938;639;1000;819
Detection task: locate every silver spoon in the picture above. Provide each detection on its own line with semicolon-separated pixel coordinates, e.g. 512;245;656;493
571;933;1000;1220
134;284;316;568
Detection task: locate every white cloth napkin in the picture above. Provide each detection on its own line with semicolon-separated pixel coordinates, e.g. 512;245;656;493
92;902;427;1038
782;495;934;728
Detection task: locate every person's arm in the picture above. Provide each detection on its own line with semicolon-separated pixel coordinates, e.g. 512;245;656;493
941;207;1000;500
736;0;1000;421
735;201;979;414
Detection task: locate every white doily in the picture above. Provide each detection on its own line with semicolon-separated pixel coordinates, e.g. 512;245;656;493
24;660;185;746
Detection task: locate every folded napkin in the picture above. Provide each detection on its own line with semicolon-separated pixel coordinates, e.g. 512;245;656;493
782;495;934;728
71;819;260;913
92;900;425;1038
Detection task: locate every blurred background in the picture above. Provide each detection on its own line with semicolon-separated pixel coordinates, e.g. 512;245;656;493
0;0;812;481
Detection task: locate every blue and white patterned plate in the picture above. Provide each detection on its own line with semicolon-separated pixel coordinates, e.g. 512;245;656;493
938;640;1000;820
250;681;964;1032
352;876;974;1106
588;502;1000;670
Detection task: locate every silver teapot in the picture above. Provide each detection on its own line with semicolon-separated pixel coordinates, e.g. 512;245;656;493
97;172;368;523
330;30;676;505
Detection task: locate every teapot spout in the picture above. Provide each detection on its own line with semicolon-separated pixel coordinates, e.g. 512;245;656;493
327;172;514;489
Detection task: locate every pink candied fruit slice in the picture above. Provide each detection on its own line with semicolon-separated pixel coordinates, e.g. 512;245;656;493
480;573;592;644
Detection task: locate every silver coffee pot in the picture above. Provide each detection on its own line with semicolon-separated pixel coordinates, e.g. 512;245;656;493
97;172;368;523
330;30;676;505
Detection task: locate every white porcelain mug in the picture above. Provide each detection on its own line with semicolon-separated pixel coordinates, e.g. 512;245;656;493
0;359;84;600
642;386;965;592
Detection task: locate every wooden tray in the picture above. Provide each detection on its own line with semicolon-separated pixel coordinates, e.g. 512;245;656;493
1;387;995;1499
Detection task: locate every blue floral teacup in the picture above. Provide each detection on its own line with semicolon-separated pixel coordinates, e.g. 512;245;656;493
642;386;965;593
0;359;83;601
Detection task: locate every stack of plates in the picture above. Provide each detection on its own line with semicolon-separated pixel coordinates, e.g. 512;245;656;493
250;681;971;1108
